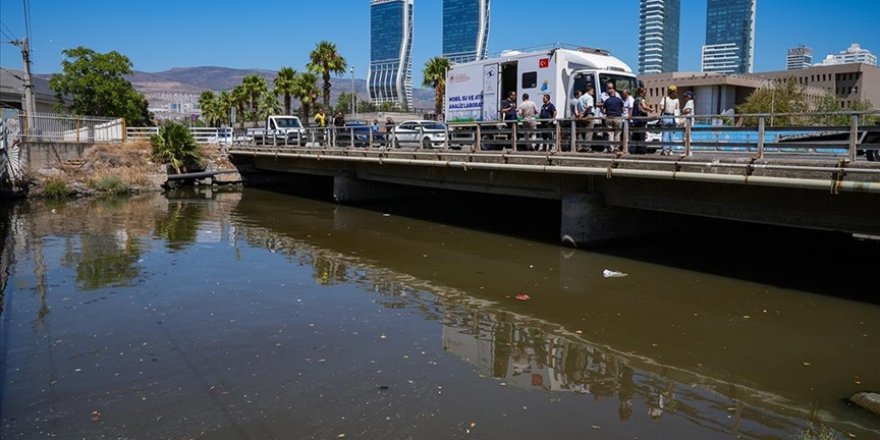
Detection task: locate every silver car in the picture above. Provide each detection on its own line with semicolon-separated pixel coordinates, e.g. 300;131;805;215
392;120;447;149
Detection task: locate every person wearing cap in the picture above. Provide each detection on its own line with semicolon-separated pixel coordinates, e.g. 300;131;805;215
659;86;680;152
681;91;695;154
682;91;694;117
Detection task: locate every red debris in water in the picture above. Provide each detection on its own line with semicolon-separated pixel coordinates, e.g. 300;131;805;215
515;294;531;301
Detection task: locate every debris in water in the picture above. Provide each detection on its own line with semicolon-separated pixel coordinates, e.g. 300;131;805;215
91;410;101;422
515;294;530;301
602;269;628;278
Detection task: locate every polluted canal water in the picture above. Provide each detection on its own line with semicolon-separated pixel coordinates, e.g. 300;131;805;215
1;189;879;439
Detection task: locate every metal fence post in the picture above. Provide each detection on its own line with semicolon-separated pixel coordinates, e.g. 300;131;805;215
757;116;765;159
474;124;481;152
555;121;561;153
570;119;576;152
849;113;858;162
444;124;450;150
350;126;355;148
622;119;629;154
510;122;517;150
683;117;691;156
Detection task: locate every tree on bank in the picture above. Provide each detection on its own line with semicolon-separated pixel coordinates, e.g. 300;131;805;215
49;46;152;125
422;57;451;117
308;41;347;109
274;67;297;115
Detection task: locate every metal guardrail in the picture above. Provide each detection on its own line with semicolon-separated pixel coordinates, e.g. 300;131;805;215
126;126;234;145
18;112;125;143
225;110;880;163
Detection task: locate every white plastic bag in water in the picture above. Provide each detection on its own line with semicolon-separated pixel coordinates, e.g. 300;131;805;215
602;269;628;278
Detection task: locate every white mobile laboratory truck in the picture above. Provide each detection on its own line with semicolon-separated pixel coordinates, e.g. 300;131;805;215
445;46;638;122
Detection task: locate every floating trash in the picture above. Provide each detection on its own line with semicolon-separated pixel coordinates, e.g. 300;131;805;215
602;269;628;278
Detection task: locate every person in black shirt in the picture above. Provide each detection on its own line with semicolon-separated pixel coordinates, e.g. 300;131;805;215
602;84;625;153
538;94;557;151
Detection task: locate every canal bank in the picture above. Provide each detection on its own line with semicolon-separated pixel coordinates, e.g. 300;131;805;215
2;141;241;199
1;190;878;439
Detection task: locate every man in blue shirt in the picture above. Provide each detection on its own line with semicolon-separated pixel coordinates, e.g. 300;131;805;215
602;84;625;153
539;94;557;151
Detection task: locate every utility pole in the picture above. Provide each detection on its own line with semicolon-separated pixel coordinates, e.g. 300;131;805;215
350;66;356;119
12;38;37;131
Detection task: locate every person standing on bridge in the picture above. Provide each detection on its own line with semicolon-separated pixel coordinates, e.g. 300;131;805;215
313;107;327;146
539;93;557;152
659;86;680;154
517;93;539;150
603;85;625;153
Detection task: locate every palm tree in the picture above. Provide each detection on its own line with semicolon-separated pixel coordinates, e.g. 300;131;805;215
274;67;297;115
242;74;268;124
258;89;282;120
198;91;218;127
308;41;347;109
231;85;249;129
218;91;233;126
292;72;320;125
422;57;451;117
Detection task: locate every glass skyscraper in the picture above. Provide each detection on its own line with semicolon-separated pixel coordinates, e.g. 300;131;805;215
638;0;680;74
701;0;756;74
369;0;414;108
442;0;490;64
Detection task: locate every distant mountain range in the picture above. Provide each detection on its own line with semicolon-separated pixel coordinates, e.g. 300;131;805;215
121;66;434;108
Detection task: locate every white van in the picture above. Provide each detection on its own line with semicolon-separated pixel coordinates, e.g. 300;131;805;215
445;46;638;123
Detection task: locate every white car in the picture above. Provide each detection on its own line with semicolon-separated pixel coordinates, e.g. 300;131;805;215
392;120;447;149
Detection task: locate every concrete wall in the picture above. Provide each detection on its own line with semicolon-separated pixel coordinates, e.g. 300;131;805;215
21;142;91;170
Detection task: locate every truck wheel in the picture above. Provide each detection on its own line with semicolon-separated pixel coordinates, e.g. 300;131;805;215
868;150;879;162
422;137;432;149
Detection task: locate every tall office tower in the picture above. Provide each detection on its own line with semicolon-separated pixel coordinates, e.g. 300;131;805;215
818;43;877;66
442;0;490;64
701;0;756;74
786;45;813;70
369;0;414;108
638;0;680;74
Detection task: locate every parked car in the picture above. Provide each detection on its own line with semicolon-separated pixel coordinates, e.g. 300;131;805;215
393;120;447;148
335;121;373;147
247;115;306;145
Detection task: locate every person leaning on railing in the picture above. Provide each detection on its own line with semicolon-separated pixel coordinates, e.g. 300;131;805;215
630;87;651;155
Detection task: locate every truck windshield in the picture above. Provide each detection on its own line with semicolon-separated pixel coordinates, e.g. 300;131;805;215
599;74;638;95
274;118;302;128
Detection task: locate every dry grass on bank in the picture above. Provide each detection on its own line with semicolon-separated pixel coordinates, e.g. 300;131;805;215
68;141;159;188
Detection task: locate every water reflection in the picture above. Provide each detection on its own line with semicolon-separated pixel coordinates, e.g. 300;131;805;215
1;191;878;440
154;200;205;251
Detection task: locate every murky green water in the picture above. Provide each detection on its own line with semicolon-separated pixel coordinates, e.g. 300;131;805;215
1;189;879;439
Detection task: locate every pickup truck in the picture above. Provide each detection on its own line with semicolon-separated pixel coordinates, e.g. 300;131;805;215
247;115;306;145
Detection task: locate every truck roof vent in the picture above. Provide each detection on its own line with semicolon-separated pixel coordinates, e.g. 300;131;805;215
577;47;611;56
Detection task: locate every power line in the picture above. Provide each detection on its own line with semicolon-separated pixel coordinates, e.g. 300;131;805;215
0;20;17;41
22;0;32;42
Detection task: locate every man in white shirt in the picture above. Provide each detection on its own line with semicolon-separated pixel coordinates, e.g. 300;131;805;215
621;89;634;119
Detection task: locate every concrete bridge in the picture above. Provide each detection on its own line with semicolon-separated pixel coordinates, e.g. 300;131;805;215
226;121;880;246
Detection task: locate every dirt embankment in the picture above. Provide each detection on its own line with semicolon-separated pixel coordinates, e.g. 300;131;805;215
25;142;236;198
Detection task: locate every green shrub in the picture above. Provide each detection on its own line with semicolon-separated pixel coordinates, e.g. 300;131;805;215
93;175;131;195
150;121;202;174
43;177;70;199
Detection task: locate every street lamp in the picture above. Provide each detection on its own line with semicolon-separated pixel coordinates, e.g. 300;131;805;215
351;66;356;118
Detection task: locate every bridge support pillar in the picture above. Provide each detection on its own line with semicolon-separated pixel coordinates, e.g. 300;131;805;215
561;193;650;247
333;174;423;204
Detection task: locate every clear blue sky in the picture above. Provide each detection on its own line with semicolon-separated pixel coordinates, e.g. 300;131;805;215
1;0;878;85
